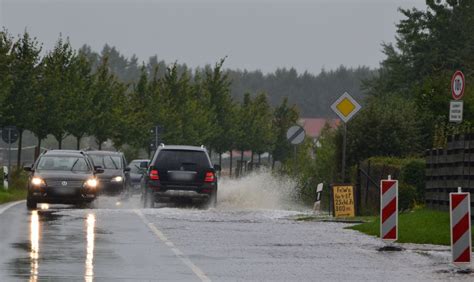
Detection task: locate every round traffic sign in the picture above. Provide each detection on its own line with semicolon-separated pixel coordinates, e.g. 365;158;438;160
451;70;465;100
286;125;305;145
1;126;19;144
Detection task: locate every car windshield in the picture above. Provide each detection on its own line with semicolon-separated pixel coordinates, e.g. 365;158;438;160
89;154;123;169
37;156;90;172
129;163;142;173
155;150;210;171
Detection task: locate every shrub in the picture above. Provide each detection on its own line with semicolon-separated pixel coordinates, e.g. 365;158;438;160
10;167;29;190
356;157;425;215
400;159;425;202
399;183;417;211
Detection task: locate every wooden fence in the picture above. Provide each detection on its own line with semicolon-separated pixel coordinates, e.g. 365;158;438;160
425;134;474;217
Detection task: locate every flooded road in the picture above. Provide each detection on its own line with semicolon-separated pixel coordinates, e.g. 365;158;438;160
0;173;471;281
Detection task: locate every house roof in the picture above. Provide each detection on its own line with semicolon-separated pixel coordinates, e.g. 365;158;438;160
299;118;340;138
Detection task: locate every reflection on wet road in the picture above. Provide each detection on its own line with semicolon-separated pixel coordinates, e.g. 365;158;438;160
0;195;472;281
85;213;95;282
27;206;96;281
29;210;39;282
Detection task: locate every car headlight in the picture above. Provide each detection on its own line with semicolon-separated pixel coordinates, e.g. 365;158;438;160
111;176;123;182
31;177;45;186
85;178;98;188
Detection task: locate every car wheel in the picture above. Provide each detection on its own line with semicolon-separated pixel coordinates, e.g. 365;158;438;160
26;198;37;210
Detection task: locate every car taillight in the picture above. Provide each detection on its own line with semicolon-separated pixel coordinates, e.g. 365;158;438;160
204;171;215;182
149;169;159;180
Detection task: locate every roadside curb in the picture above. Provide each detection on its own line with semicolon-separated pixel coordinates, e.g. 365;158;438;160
0;200;25;215
294;215;367;224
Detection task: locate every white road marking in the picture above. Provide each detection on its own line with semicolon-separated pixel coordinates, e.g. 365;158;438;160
134;209;211;282
0;200;25;215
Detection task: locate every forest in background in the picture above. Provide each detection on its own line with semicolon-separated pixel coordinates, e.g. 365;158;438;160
79;44;376;117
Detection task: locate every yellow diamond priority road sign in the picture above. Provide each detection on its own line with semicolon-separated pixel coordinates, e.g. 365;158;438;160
331;92;361;123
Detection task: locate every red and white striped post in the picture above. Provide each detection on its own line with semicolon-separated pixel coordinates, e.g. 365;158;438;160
380;176;398;241
450;187;472;265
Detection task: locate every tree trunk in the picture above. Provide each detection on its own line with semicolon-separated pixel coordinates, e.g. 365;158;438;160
229;150;233;177
250;151;254;171
35;138;42;161
76;136;82;150
272;159;276;170
58;135;63;150
258;153;261;164
16;129;23;168
219;153;222;167
240;150;244;174
98;142;102;150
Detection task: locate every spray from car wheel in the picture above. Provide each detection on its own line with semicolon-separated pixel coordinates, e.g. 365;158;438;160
216;169;301;211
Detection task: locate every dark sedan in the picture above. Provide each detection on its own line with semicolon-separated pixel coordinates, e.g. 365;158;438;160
86;151;130;196
24;150;103;209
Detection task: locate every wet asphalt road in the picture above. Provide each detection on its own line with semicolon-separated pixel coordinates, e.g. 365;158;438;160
0;196;472;281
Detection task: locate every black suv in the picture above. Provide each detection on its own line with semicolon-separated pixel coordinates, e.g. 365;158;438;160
142;145;220;208
24;150;103;209
86;151;130;195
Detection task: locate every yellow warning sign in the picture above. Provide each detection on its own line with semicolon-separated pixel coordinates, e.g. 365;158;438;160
336;98;356;117
333;185;355;217
331;92;361;123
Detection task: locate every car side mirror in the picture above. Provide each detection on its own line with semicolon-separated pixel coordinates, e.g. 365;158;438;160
23;165;33;172
124;167;131;172
213;164;221;172
94;166;104;174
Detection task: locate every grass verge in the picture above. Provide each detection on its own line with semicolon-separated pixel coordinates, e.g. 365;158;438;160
347;207;474;246
0;188;27;204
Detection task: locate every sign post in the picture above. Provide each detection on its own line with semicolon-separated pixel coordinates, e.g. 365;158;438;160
2;166;8;190
450;188;471;265
451;70;465;100
332;184;355;217
449;71;466;124
380;176;398;241
286;125;305;146
149;125;163;152
449;101;463;123
313;183;324;211
286;125;305;160
331;92;361;181
1;126;19;187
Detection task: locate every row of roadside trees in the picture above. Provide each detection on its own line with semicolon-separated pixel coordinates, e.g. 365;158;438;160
0;29;299;168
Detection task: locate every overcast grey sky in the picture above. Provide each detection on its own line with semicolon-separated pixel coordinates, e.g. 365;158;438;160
1;0;425;74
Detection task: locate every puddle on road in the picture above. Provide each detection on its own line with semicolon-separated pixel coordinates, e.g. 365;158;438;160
8;206;99;282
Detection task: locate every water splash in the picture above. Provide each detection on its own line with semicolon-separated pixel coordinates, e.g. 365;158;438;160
217;169;300;210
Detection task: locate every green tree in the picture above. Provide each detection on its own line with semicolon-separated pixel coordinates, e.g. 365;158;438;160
89;57;125;149
156;63;213;146
365;0;474;148
126;66;156;150
202;58;235;164
343;95;422;167
65;53;94;149
236;93;255;164
0;30;13;122
249;92;275;162
4;31;42;166
41;37;76;149
30;63;50;156
271;97;299;167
